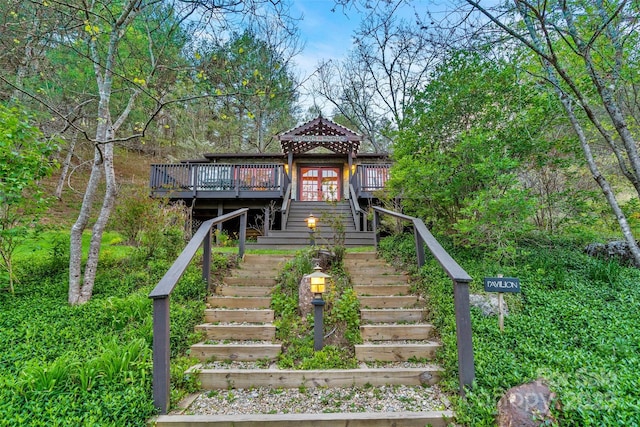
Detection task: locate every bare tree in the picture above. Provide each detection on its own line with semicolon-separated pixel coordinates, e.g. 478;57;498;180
313;1;440;152
457;0;640;265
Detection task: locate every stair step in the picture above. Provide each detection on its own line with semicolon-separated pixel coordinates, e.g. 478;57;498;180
355;343;440;362
204;309;274;323
350;275;409;286
192;366;443;389
359;296;419;309
190;343;281;362
154;411;454;427
223;277;276;286
241;254;293;265
360;324;434;341
361;309;426;323
195;324;276;340
353;284;411;296
343;252;378;260
207;296;271;309
216;286;272;297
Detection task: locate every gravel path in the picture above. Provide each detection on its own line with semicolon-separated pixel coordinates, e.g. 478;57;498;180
186;384;451;416
179;362;452;416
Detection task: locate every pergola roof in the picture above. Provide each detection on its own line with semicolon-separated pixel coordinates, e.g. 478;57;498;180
278;116;362;155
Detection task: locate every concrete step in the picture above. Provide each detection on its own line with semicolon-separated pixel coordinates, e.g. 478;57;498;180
207;296;271;309
360;324;434;341
204;309;274;323
359;295;419;309
361;309;426;323
355;343;440;362
190;343;281;362
353;284;411;296
195;324;276;341
155;411;455;427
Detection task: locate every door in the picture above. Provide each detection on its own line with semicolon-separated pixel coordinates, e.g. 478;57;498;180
300;167;341;201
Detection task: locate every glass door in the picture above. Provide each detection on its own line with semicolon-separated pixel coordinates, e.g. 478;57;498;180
300;167;341;201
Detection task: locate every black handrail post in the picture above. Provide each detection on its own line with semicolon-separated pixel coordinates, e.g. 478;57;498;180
202;226;211;286
192;164;197;198
152;296;170;414
454;278;475;395
414;223;426;268
239;212;247;259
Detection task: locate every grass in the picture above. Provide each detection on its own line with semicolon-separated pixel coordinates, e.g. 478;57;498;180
0;230;211;426
379;233;640;426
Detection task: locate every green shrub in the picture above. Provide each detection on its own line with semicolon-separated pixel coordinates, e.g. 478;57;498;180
378;232;640;425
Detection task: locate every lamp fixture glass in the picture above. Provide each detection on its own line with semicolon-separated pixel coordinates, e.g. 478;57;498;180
305;213;316;230
309;264;329;294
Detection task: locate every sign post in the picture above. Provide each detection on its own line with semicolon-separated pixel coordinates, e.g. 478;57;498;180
483;275;520;332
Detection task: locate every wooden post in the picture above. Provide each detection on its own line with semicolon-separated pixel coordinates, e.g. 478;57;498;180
414;224;425;268
152;296;170;414
498;274;504;332
239;212;247;259
453;279;475;395
373;210;380;248
202;227;211;287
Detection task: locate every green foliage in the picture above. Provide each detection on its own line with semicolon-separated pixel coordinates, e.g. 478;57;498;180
0;231;215;425
112;188;188;260
390;49;591;256
0;105;57;293
272;250;360;369
379;233;640;425
197;29;298;152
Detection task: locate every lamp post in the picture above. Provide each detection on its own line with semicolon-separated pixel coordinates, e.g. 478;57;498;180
305;213;316;246
309;264;330;351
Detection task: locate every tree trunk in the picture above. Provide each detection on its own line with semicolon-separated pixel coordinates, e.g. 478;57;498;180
77;142;117;303
68;146;103;304
55;131;78;200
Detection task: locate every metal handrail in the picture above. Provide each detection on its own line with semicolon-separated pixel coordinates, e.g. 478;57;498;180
148;208;249;414
372;206;474;394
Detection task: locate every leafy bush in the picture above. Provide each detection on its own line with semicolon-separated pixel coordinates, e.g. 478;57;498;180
0;232;212;425
378;232;640;425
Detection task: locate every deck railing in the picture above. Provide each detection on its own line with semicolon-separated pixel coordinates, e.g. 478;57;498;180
150;163;286;196
372;206;475;395
351;164;391;197
148;208;248;414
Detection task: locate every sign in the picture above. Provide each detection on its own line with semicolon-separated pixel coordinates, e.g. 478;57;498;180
484;277;521;293
288;135;349;142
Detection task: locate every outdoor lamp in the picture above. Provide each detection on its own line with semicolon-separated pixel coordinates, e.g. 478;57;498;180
309;264;330;351
309;264;329;295
305;213;317;246
305;213;316;230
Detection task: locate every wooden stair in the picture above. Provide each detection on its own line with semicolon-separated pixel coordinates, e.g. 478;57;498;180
343;252;442;363
188;254;288;363
154;252;453;427
249;200;375;248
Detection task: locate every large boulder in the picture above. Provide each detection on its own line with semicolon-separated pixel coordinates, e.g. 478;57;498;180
497;379;557;427
469;293;508;317
585;240;637;265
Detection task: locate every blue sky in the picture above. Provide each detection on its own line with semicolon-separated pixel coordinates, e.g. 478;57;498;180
290;1;362;79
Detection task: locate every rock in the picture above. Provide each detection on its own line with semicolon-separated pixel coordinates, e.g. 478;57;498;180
298;275;313;317
497;379;557;427
585;240;636;265
469;293;508;317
